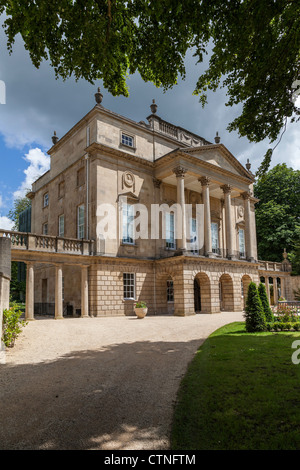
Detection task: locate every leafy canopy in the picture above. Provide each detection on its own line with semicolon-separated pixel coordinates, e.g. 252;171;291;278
254;164;300;265
0;0;299;148
7;195;31;230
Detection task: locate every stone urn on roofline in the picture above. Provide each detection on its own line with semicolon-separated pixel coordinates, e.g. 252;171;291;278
134;301;148;319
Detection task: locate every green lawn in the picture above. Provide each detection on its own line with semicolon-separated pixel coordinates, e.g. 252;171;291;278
171;322;300;450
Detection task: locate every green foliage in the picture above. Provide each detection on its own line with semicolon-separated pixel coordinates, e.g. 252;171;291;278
258;282;273;322
0;0;299;148
244;282;266;332
7;195;31;230
135;301;147;308
254;164;300;264
2;302;28;348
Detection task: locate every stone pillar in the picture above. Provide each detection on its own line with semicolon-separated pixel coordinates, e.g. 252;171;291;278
153;178;162;256
221;184;235;259
0;237;11;363
55;265;64;319
199;176;213;257
173;166;187;253
280;277;285;299
81;266;89;317
265;276;271;304
273;277;278;304
25;262;35;321
242;191;255;262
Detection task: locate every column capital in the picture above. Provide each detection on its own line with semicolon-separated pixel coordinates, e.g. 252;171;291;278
153;177;162;188
221;184;232;194
198;176;211;186
173;166;187;178
241;191;251;200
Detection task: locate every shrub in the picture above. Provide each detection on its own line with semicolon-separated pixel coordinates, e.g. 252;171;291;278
258;282;273;322
2;302;28;348
244;282;266;332
135;301;147;308
294;323;300;331
266;322;274;331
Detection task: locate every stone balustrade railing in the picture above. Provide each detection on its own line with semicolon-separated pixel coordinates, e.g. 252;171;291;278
258;259;292;273
0;230;93;256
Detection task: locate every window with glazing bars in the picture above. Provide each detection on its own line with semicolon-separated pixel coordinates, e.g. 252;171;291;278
121;133;134;147
123;273;135;299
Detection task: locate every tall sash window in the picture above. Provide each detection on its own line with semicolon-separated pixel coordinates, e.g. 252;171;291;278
122;203;134;244
166;212;175;249
211;222;219;254
239;228;246;258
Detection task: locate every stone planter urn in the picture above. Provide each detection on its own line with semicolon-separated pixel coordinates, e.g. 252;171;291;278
134;302;148;319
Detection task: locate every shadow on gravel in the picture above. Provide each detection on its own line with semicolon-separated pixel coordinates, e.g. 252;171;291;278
0;338;202;450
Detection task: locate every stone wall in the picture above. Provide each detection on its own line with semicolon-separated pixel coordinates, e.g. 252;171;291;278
0;237;11;363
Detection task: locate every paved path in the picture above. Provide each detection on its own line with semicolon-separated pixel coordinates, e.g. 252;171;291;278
0;312;244;450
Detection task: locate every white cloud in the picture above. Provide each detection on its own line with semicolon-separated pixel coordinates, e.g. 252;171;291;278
0;215;13;230
13;148;50;199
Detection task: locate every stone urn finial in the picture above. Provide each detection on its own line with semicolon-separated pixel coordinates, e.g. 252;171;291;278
150;99;157;114
95;87;103;105
246;158;251;171
283;248;288;260
214;131;220;144
52;131;59;145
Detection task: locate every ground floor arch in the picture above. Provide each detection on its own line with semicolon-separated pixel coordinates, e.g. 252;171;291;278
219;273;235;311
194;272;212;314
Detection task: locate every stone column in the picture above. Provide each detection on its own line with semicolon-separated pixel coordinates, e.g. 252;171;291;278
221;184;235;259
25;262;35;321
55;265;64;319
81;266;89;317
173;166;187;253
242;191;255;262
273;277;278;304
280;277;285;299
153;178;162;255
265;276;271;304
199;176;213;257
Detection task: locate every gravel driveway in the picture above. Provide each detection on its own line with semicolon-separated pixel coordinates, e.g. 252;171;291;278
0;312;244;450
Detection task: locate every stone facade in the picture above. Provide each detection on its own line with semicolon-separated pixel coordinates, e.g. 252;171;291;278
20;94;293;317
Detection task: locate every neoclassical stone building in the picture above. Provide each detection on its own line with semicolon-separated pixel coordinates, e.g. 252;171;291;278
25;91;292;317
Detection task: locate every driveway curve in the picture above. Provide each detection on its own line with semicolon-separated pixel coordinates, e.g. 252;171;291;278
0;312;244;450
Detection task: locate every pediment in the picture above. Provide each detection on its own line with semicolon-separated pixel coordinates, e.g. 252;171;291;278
181;145;253;180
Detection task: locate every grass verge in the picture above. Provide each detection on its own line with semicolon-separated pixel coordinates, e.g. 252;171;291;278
171;321;300;450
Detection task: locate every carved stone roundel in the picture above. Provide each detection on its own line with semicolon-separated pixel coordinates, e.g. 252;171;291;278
123;171;135;188
238;205;244;218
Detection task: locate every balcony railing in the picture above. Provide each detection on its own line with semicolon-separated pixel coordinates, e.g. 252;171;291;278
258;260;292;272
0;230;93;256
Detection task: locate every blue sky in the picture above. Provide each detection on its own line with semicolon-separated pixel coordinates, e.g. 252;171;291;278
0;18;299;230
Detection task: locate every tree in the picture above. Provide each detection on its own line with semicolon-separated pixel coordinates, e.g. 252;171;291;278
7;195;31;301
254;164;300;266
0;0;299;159
244;282;266;332
7;195;31;231
258;282;273;322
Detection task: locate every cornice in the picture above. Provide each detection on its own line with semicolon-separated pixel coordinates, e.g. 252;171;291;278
86;142;154;170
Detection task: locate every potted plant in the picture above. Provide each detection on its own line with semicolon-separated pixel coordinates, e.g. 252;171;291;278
134;301;148;319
